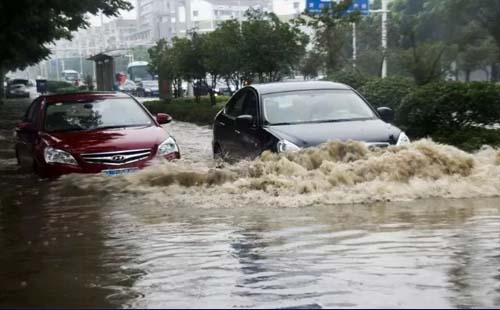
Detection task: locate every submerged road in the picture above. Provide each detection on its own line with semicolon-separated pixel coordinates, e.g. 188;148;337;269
0;98;500;308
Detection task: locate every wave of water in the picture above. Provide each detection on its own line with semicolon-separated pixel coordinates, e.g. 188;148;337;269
56;140;500;208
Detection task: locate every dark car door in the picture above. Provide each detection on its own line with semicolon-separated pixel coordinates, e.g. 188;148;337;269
15;98;43;169
233;89;263;159
214;90;247;158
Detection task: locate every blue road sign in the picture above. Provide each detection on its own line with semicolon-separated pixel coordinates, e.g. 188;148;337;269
306;0;370;16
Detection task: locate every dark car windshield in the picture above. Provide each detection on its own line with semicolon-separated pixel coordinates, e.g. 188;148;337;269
44;98;153;132
262;89;376;125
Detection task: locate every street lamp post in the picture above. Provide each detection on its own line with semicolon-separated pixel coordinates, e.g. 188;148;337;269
369;0;389;78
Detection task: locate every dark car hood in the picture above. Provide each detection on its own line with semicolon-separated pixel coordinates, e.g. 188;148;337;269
41;125;169;154
263;119;402;147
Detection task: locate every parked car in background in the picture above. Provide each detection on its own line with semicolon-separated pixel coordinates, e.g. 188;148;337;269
118;80;138;95
7;83;30;98
61;70;82;86
15;92;180;178
136;80;159;97
7;78;37;98
212;81;410;161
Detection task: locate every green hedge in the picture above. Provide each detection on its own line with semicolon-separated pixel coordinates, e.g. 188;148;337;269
144;96;229;125
432;127;500;152
47;80;74;93
359;76;415;110
326;70;369;90
396;81;500;138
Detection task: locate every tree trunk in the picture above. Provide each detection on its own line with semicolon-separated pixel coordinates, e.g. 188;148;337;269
209;75;217;106
0;65;5;104
465;69;471;82
491;63;499;81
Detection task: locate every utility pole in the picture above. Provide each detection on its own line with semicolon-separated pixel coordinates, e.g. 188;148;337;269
352;22;357;68
381;0;388;78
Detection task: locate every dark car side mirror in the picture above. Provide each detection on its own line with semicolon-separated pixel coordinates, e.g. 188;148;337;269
156;113;172;125
377;107;394;123
235;115;253;129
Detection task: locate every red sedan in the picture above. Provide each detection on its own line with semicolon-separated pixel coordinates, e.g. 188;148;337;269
15;92;180;178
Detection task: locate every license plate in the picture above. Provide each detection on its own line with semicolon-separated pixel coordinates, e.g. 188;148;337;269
102;167;139;176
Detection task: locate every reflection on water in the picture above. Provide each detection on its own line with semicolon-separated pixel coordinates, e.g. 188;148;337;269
2;193;500;308
1;99;500;308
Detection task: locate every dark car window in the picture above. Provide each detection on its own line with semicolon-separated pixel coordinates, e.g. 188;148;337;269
242;90;258;117
225;90;247;117
262;89;376;125
44;98;153;132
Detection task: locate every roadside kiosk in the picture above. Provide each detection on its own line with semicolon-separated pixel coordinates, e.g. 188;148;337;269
88;53;115;91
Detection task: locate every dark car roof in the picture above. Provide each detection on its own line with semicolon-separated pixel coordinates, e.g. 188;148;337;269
42;91;131;103
248;81;351;95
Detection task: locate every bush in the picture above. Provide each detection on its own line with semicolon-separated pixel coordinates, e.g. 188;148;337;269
143;96;229;125
55;86;80;93
326;70;369;90
432;128;500;152
359;76;415;110
47;80;74;93
397;81;500;138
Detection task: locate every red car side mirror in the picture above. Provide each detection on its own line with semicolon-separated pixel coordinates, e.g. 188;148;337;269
16;122;37;133
156;113;172;125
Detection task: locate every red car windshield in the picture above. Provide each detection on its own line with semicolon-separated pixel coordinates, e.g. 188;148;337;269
44;98;153;132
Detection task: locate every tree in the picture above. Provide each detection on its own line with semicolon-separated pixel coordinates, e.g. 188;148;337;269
441;0;500;80
203;19;243;95
300;52;324;80
0;0;132;101
241;9;308;82
149;39;183;98
388;0;458;85
297;0;359;73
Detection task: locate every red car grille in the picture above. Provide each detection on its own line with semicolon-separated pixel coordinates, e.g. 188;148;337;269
81;149;152;165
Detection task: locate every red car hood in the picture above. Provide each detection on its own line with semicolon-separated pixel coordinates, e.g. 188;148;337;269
41;125;169;154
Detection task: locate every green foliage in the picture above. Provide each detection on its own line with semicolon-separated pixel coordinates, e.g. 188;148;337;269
148;9;308;97
47;80;75;93
298;0;360;72
242;9;308;82
300;52;324;80
0;0;132;100
359;76;415;109
203;19;243;90
397;81;500;137
327;70;369;90
143;96;229;125
432;128;500;152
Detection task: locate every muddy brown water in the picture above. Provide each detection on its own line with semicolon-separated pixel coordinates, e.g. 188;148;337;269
0;99;499;308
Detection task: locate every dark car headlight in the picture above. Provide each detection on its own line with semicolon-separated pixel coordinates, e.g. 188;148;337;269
277;140;301;153
44;147;78;165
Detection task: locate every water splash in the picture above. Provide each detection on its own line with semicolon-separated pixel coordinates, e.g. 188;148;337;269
56;140;500;207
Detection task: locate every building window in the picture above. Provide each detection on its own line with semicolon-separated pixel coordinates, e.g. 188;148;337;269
193;10;199;17
293;2;300;9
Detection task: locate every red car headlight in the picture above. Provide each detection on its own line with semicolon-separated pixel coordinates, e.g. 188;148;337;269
44;147;78;165
157;137;179;156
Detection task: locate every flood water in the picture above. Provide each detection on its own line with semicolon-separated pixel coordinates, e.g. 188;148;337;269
1;99;500;308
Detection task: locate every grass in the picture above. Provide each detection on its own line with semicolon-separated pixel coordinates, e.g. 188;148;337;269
143;96;229;126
